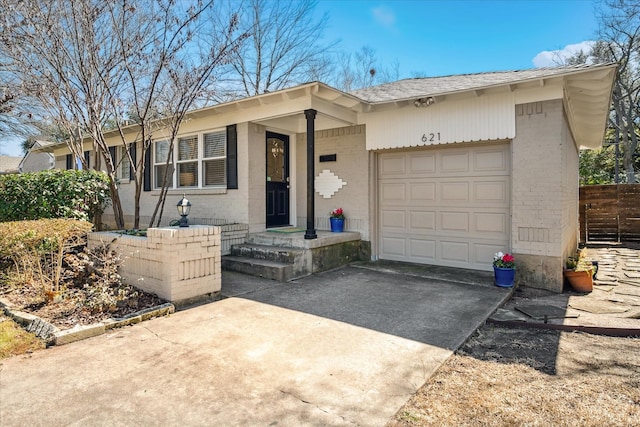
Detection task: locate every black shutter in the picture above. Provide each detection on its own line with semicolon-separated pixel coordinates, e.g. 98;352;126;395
143;147;151;191
66;154;73;170
84;151;90;169
226;124;238;189
129;143;136;181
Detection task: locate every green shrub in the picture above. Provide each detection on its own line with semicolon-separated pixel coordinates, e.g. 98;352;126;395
0;169;111;223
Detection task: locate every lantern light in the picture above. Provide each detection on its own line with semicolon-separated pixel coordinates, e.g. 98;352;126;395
177;195;191;227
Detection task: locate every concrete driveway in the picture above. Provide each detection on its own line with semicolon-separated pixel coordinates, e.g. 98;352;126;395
0;264;511;426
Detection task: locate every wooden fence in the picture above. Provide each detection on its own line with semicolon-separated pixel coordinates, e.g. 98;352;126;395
579;184;640;243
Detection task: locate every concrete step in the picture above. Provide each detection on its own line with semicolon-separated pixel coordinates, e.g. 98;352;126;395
244;233;306;248
230;243;304;264
222;256;295;282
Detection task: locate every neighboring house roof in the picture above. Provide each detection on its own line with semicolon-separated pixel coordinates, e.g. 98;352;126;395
19;140;56;173
0;156;23;174
29;140;59;149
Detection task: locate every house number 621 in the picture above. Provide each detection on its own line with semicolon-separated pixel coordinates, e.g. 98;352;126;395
422;132;441;142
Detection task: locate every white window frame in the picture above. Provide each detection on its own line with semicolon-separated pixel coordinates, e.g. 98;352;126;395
153;129;226;190
116;146;131;183
153;139;173;189
202;130;227;188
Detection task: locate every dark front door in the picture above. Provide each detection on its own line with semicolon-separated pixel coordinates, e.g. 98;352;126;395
266;132;290;227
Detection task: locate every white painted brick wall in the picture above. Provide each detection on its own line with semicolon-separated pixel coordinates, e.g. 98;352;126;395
512;100;565;256
88;225;221;303
560;116;580;261
511;99;580;291
295;125;371;241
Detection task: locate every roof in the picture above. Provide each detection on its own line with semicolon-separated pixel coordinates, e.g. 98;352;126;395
31;140;58;148
35;63;617;152
350;63;615;103
0;155;23;173
352;63;617;149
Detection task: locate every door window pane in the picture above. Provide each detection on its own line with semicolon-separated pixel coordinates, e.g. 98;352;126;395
267;137;285;183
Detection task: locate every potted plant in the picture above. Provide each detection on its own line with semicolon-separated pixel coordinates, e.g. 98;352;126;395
563;251;593;293
493;252;516;288
330;208;345;232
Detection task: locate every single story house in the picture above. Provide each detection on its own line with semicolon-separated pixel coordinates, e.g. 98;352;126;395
38;63;616;292
18;140;55;173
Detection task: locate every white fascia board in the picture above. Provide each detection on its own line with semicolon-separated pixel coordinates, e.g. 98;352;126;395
514;85;564;105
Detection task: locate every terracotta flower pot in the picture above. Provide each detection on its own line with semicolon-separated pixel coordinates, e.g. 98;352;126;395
563;269;593;293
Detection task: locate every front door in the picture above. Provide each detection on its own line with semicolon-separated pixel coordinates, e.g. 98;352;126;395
266;132;290;227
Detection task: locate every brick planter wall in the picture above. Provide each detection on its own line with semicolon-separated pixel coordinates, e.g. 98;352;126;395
218;223;249;255
88;225;221;305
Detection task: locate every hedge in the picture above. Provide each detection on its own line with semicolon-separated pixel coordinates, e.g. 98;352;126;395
0;169;111;223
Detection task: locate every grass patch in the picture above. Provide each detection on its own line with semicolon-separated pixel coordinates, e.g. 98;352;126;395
0;318;45;359
388;327;640;427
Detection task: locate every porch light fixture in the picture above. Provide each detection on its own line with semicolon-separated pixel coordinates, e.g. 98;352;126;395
177;195;191;227
414;96;435;108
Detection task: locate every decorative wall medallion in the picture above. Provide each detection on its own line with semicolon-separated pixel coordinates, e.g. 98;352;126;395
315;169;347;199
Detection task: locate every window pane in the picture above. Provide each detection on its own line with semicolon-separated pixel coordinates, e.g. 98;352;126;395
204;159;226;186
178;136;198;161
120;148;130;181
178;162;198;187
204;131;225;158
155;140;170;163
154;165;168;188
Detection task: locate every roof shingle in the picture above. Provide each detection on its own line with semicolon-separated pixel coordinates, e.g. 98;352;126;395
350;63;611;103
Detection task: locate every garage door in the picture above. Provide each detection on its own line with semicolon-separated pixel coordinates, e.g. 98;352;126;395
378;143;510;271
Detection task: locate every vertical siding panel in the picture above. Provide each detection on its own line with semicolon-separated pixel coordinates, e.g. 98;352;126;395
363;93;515;150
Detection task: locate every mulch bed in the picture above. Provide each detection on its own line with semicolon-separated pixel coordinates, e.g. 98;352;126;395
0;284;166;330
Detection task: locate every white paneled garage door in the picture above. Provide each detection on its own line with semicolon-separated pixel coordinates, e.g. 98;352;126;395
378;143;510;271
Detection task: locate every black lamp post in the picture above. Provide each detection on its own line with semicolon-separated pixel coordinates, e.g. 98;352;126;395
177;195;191;227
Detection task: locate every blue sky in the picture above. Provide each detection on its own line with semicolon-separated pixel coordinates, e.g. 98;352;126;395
1;0;601;157
316;0;599;77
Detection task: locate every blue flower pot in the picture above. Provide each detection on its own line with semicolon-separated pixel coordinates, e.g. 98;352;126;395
493;266;515;288
330;218;344;232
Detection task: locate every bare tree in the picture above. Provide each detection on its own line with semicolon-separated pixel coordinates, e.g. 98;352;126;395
222;0;332;98
331;46;400;92
595;0;640;183
0;57;42;139
557;1;640;183
1;0;245;228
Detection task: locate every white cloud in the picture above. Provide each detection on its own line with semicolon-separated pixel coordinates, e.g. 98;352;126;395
532;41;595;67
372;6;395;28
